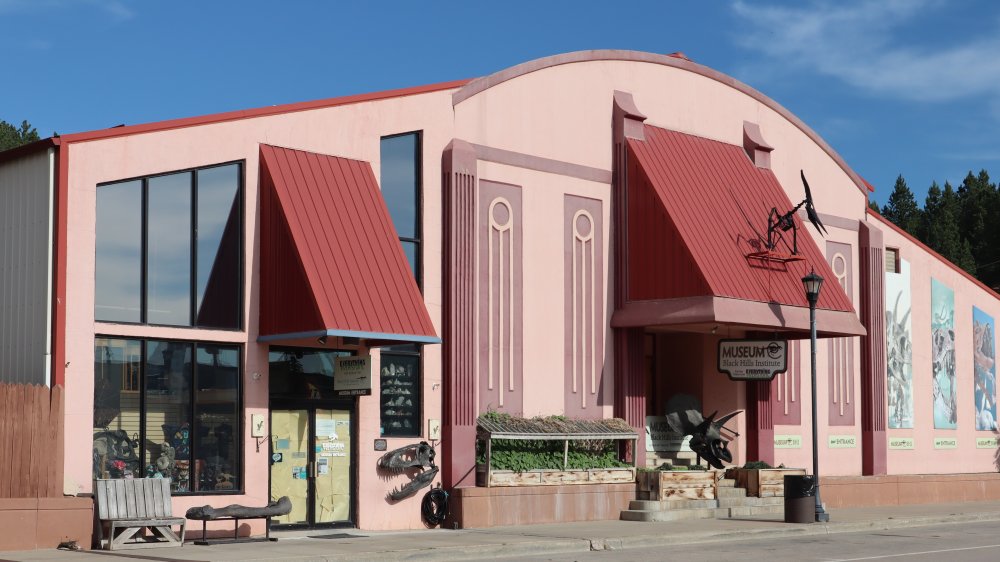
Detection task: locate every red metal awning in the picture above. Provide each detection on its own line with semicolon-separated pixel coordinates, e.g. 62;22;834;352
613;125;865;338
258;144;439;345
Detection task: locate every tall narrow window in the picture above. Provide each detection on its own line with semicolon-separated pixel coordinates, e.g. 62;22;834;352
380;132;423;437
95;181;142;323
95;162;243;329
147;172;192;325
380;132;421;282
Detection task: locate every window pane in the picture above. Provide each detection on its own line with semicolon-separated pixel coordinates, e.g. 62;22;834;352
400;240;419;281
147;172;192;325
93;338;142;480
380;133;420;239
145;340;193;493
268;348;350;401
95;181;142;322
194;345;240;492
380;353;420;437
196;165;241;329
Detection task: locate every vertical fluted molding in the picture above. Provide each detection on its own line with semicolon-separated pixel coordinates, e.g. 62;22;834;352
859;221;887;475
442;139;478;488
612;91;648;464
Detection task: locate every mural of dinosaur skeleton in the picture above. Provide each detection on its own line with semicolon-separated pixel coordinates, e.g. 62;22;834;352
885;291;913;428
664;394;742;470
377;441;439;501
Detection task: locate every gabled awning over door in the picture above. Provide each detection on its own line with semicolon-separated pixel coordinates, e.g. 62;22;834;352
613;124;865;338
258;144;439;344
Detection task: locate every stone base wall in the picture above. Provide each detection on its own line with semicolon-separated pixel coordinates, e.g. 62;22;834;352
821;473;1000;508
448;483;635;528
0;497;93;551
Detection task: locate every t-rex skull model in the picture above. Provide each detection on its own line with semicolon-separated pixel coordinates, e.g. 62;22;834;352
377;441;439;501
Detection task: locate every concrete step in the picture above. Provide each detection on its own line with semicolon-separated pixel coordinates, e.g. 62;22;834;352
621;507;718;522
716;504;784;518
629;499;719;511
717;496;784;508
716;487;747;499
717;478;736;488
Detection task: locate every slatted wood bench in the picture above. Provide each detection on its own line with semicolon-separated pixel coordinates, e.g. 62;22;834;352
94;478;186;550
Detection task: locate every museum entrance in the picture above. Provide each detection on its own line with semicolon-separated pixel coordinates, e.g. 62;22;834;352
268;348;356;528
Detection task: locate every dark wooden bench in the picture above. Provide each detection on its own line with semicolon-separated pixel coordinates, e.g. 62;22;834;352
94;479;186;550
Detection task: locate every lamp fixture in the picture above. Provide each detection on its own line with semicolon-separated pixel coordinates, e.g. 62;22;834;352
317;335;328;345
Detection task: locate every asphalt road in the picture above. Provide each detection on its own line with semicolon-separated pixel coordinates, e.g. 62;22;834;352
477;521;1000;562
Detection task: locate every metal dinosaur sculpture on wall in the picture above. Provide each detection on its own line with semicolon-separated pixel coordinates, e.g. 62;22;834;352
377;441;439;501
664;394;742;470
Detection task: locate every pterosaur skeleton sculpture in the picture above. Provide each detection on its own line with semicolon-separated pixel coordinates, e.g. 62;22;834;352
665;394;743;470
378;441;439;501
765;170;828;255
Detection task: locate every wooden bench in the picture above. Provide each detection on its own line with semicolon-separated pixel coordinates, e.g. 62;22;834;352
95;479;186;550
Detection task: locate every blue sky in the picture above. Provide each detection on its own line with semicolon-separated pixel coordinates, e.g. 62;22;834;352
3;0;998;207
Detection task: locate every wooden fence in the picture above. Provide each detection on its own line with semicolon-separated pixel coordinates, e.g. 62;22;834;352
0;383;64;498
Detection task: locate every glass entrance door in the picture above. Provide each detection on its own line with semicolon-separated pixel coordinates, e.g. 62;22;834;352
270;407;352;527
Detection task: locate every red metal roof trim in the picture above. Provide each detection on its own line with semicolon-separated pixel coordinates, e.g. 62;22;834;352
868;208;1000;302
55;79;470;145
258;144;439;343
626;124;856;314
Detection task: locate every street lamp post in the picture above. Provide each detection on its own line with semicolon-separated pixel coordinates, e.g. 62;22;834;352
802;269;830;523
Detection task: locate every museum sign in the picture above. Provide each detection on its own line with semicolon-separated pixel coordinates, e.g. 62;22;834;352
717;339;788;381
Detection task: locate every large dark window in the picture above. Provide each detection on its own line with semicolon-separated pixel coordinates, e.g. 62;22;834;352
93;338;241;494
95;162;243;329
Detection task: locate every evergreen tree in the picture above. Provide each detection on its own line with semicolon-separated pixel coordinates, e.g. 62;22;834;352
882;175;922;235
923;181;976;275
868;199;880;213
0;120;40;151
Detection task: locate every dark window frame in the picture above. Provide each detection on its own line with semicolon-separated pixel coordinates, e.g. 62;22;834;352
95;160;245;331
93;336;244;496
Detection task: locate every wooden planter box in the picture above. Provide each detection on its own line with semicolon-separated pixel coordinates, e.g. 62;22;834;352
725;468;806;497
635;470;718;500
476;465;636;487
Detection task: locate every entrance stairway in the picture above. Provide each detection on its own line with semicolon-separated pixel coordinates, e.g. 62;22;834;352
621;475;784;522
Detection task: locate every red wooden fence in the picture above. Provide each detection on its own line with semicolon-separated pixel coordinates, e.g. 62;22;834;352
0;383;64;498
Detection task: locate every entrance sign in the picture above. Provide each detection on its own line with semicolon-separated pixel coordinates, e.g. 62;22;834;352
334;355;372;396
718;339;788;381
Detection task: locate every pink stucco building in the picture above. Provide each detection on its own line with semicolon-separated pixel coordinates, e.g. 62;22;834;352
1;50;998;549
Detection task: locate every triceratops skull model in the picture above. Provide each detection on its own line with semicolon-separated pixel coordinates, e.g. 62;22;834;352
664;394;742;470
377;441;439;501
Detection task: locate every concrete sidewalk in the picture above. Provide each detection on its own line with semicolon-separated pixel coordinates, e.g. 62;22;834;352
5;500;1000;562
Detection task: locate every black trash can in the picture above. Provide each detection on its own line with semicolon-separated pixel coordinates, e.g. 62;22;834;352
784;475;816;523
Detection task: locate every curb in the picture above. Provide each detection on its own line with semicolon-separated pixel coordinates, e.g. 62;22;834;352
592;511;1000;551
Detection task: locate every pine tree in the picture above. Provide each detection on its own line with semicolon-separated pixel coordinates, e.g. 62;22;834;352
868;199;880;213
923;181;976;275
0;120;40;151
882;175;922;235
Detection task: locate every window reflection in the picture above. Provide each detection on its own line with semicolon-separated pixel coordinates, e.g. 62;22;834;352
196;165;241;329
380;134;419;239
95;182;142;323
194;345;239;492
268;348;350;400
145;340;193;493
147;173;192;325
